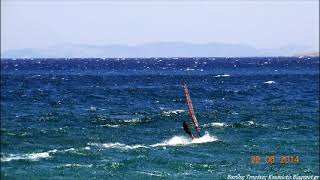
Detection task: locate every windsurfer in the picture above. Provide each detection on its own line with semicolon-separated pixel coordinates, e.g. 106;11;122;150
182;121;195;139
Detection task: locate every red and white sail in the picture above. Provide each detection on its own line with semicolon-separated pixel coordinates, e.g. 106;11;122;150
183;82;201;136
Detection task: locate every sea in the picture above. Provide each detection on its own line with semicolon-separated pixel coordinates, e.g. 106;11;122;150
1;57;319;179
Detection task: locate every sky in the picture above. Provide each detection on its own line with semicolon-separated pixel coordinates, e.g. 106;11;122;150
1;0;319;53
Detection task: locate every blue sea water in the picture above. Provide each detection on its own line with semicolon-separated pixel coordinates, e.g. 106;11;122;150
1;57;319;179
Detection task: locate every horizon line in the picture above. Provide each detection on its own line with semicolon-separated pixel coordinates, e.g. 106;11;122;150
1;55;319;59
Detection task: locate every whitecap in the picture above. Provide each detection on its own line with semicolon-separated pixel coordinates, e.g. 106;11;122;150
264;81;275;84
150;132;217;147
1;149;57;162
161;110;185;116
63;148;76;152
150;136;190;147
31;74;41;77
247;121;254;125
202;122;227;128
88;142;148;150
241;120;255;126
214;74;230;77
87;132;217;150
122;117;142;123
138;171;166;177
65;163;93;168
186;68;195;71
100;124;120;128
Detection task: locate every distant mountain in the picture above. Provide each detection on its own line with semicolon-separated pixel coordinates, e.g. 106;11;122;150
294;51;319;57
308;52;320;56
0;42;311;58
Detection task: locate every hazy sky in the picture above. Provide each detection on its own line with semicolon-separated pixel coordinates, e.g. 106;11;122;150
1;0;319;52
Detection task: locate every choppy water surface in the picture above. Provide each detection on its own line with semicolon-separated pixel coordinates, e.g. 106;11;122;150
1;57;319;179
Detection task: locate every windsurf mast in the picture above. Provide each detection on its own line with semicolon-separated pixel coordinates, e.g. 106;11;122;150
183;82;201;137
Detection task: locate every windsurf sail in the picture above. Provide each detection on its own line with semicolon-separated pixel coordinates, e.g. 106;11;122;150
183;82;201;137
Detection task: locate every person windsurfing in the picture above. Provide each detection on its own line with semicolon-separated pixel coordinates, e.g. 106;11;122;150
182;121;195;139
182;82;201;138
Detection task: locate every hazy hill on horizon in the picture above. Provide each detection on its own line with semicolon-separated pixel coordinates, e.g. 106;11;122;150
1;42;314;58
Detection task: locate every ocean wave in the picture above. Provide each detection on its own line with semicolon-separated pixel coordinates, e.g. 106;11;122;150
138;171;167;177
214;74;230;77
0;147;90;162
62;163;93;168
186;68;195;71
276;125;310;131
202;121;311;130
122;117;143;123
232;121;257;128
161;109;185;116
264;80;275;84
100;124;120;128
150;132;218;147
1;149;57;162
202;121;259;129
202;122;227;128
88;142;148;150
94;116;151;128
63;148;76;152
88;132;217;150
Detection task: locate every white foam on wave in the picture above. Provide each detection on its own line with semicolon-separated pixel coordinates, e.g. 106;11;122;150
100;124;120;128
88;132;217;150
162;109;185;116
214;74;230;77
63;163;93;168
0;147;90;162
202;122;227;128
63;148;76;152
186;68;195;71
150;132;218;147
99;117;147;128
88;142;148;150
264;81;275;84
31;74;41;77
1;149;57;162
246;121;255;125
122;117;143;123
138;171;167;177
150;136;190;147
